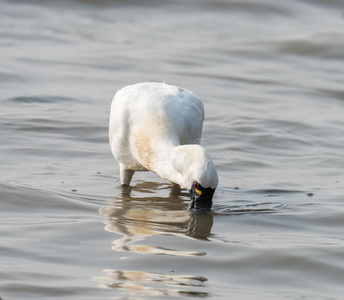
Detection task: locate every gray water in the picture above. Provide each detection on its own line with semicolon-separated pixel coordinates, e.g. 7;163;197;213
1;0;344;299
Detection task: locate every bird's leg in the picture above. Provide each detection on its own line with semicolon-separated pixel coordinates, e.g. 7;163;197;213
119;164;134;186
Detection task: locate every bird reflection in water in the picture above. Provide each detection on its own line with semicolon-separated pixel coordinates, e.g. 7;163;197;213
94;269;209;298
99;181;213;255
94;181;213;297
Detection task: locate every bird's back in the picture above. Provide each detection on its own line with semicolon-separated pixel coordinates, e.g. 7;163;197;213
109;82;204;170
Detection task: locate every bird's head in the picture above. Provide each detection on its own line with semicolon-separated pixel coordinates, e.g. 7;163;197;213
171;145;218;211
189;181;215;211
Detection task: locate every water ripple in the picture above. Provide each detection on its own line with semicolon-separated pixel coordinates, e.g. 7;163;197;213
3;96;82;103
214;201;287;216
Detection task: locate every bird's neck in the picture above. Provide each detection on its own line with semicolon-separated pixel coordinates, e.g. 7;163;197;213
150;144;187;189
150;144;218;190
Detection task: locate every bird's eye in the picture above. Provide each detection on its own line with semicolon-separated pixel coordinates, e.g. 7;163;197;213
193;182;198;188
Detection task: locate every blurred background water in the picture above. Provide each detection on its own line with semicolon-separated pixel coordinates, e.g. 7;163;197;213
1;0;344;299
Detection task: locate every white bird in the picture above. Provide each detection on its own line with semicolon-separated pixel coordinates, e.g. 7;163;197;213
109;82;218;210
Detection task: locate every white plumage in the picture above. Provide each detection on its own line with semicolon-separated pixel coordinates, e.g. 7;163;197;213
109;82;218;192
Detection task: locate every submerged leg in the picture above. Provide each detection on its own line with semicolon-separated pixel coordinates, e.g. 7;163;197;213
119;164;134;186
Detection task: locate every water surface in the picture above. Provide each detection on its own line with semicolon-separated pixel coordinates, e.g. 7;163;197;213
1;0;344;299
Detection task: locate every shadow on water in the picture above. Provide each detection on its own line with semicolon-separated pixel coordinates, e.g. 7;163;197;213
94;181;212;297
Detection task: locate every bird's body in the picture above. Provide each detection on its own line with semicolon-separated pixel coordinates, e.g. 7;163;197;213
109;82;218;209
